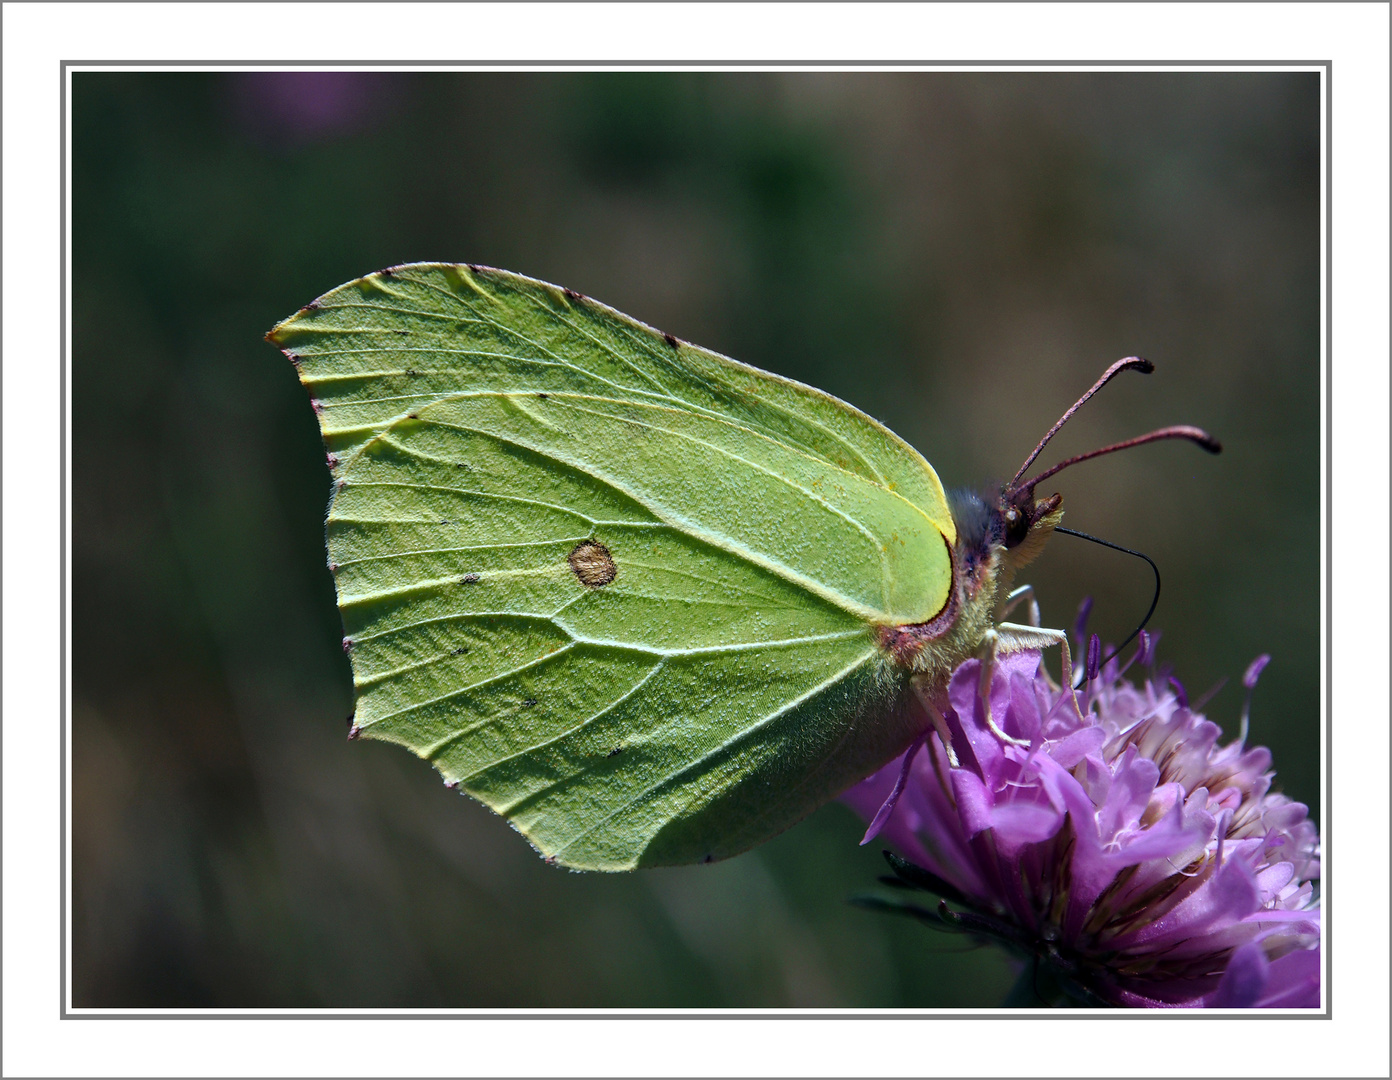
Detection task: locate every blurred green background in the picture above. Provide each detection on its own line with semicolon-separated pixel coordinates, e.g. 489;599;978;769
72;70;1320;1008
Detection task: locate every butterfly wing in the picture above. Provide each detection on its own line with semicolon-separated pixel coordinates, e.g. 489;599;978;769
268;264;954;869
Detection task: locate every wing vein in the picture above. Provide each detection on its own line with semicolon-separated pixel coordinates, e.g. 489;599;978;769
453;662;665;782
340;480;599;524
549;647;879;859
361;642;584;727
557;397;889;582
512;289;677;397
417;416;883;621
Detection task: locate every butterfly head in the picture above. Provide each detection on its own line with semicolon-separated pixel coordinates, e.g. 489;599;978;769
998;480;1064;569
946;481;1061;587
985;357;1222;599
883;359;1219;678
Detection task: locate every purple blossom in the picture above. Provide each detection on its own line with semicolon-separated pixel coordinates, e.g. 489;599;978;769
845;645;1320;1008
227;72;401;146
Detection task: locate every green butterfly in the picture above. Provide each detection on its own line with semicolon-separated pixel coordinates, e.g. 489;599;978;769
267;263;1217;871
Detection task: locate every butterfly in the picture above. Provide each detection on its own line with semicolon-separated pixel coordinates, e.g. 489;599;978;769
266;263;1218;870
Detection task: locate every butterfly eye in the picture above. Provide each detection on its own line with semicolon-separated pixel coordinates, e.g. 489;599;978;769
1000;495;1033;549
1003;511;1028;548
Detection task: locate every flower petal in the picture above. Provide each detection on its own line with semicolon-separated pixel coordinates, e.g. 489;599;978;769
1097;746;1160;843
990;801;1063;847
947;661;1004;787
1049;726;1107;770
951;769;994;839
859;735;925;845
1121;858;1260;949
1253;946;1321;1008
1207;941;1268;1007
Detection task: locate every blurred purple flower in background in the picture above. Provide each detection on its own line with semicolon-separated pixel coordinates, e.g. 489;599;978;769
845;637;1320;1008
227;71;400;145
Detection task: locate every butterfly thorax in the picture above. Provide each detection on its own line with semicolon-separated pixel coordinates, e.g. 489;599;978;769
876;485;1062;687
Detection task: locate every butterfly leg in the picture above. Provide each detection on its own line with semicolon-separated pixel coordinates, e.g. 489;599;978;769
998;585;1064;692
998;622;1087;723
999;584;1042;628
977;622;1086;742
909;677;960;767
973;627;1030;745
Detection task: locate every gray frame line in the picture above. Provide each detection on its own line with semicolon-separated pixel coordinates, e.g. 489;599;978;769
57;60;1334;1022
1324;58;1334;1022
64;58;1325;66
59;59;68;1026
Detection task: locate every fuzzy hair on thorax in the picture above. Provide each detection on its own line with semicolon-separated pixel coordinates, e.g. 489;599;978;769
875;487;1063;686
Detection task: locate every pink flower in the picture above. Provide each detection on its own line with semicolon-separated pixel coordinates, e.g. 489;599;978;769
844;641;1320;1008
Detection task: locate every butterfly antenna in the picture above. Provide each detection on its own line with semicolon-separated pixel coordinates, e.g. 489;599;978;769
1056;526;1160;685
1024;425;1222;489
1010;357;1156;487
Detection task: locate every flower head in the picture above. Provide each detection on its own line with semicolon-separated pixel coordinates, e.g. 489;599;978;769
845;639;1320;1008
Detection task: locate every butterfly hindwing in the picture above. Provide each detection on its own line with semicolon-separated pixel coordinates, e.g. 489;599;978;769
269;264;953;868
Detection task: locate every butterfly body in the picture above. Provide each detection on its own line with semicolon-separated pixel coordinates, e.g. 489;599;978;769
268;264;1211;870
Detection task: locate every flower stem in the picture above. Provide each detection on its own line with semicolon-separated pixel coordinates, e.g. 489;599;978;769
1001;959;1080;1008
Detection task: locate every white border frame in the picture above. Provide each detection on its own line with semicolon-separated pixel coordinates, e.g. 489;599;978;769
7;4;1387;1077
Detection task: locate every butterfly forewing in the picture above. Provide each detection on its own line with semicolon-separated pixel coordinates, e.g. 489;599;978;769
270;264;953;868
